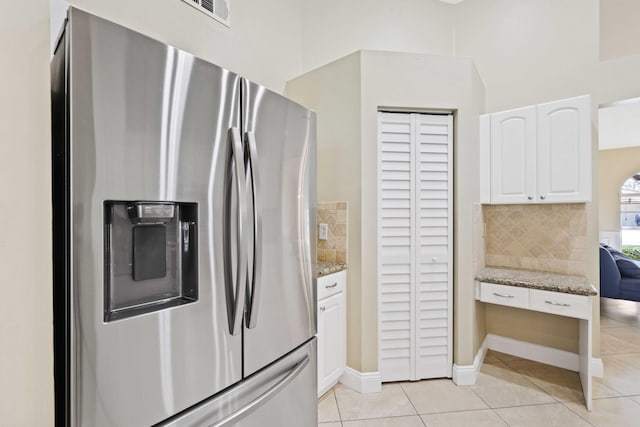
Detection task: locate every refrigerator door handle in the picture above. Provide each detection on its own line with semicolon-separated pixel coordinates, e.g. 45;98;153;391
209;354;310;427
245;131;262;329
227;127;249;336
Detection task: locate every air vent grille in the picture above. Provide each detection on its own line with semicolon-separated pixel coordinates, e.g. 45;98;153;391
181;0;230;27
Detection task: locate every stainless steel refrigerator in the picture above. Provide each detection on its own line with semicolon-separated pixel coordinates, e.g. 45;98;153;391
51;8;317;427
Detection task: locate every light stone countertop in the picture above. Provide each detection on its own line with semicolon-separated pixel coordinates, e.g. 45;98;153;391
476;266;597;296
317;261;347;277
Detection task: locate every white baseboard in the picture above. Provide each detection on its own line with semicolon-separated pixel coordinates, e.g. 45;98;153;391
452;334;604;386
340;367;382;393
592;357;604;378
452;336;488;386
487;334;578;371
487;334;604;378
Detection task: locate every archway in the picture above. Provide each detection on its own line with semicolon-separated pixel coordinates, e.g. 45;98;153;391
620;173;640;259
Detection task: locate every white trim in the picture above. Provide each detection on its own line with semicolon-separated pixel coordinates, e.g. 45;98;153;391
452;336;488;385
486;334;603;377
487;334;577;371
452;335;603;386
592;358;604;378
599;230;621;249
340;367;382;394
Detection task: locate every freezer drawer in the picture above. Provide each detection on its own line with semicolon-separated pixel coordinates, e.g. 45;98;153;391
158;338;317;427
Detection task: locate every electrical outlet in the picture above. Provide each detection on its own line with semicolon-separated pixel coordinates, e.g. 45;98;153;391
319;223;328;241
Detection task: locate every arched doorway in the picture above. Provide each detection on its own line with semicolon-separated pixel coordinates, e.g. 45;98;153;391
620;173;640;259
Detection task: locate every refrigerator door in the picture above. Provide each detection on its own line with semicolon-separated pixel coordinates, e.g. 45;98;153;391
242;80;317;375
158;339;317;427
61;8;243;426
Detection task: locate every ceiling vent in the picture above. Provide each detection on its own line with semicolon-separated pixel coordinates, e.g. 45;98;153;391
181;0;230;27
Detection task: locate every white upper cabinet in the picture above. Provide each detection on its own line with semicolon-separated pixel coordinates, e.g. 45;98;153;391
536;96;591;203
489;106;537;204
481;95;591;204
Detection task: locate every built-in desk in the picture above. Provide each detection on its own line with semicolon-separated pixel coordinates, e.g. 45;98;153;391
475;267;598;411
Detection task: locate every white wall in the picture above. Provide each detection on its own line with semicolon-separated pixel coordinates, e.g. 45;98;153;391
300;0;455;73
599;101;640;150
59;0;303;92
0;1;54;426
600;0;640;61
50;0;68;54
454;0;598;112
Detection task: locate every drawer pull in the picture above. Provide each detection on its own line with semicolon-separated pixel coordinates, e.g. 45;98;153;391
325;282;338;289
545;300;571;307
320;306;326;312
493;292;514;299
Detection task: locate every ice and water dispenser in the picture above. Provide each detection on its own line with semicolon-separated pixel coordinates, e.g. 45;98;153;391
104;201;198;322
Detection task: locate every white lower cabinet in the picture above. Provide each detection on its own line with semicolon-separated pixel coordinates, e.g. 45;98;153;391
317;270;346;397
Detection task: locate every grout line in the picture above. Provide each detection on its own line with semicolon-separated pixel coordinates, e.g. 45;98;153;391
559;399;597;427
490;407;511;427
332;387;344;423
398;382;426;426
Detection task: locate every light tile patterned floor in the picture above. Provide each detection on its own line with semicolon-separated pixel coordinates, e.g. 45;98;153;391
318;298;640;426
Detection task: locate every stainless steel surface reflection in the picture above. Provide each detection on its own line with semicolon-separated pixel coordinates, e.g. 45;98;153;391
52;7;317;427
62;9;242;426
242;80;317;376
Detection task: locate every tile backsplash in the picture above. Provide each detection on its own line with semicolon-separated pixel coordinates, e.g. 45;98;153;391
483;204;587;275
317;202;348;264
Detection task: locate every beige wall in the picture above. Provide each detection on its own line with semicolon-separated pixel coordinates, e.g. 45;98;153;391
286;53;363;369
287;51;486;370
599;147;640;231
361;51;487;370
0;1;54;426
64;0;303;92
300;0;455;73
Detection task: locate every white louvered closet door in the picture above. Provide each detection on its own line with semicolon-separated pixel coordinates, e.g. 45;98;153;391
378;112;453;382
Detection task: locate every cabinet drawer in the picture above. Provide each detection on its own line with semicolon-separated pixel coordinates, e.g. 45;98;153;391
529;289;590;319
480;282;529;309
317;270;346;300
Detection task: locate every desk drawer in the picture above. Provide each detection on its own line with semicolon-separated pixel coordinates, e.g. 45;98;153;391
318;270;346;300
529;289;590;319
480;282;529;309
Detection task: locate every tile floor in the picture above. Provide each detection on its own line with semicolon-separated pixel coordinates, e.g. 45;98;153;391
318;298;640;426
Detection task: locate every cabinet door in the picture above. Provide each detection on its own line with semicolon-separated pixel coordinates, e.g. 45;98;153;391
317;292;345;396
490;106;536;204
536;95;591;203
